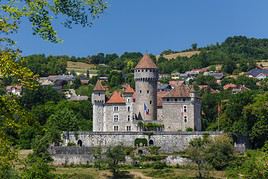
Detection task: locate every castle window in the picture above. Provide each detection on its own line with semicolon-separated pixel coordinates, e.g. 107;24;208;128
184;116;187;123
183;105;187;112
128;106;130;112
128;115;130;121
175;98;178;102
127;98;130;103
140;90;142;93
98;93;100;96
183;98;186;102
142;70;144;72
138;70;140;72
150;100;152;104
147;90;149;94
167;98;170;102
113;106;119;111
126;126;131;131
113;114;119;122
114;126;119;131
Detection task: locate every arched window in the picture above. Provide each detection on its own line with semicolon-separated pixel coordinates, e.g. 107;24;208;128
77;140;83;147
149;139;154;146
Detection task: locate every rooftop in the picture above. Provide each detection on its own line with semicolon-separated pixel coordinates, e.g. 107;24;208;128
93;80;106;91
106;91;126;104
135;54;158;69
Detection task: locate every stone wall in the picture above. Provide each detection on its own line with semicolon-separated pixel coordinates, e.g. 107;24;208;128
62;131;223;153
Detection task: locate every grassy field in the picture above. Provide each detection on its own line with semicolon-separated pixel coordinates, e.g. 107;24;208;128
54;167;226;179
67;61;97;75
156;51;200;60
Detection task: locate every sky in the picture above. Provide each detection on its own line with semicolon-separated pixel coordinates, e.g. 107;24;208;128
11;0;268;57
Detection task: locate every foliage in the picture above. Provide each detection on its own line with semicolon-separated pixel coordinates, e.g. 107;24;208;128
185;135;234;177
134;138;148;147
21;85;64;109
0;135;18;179
105;145;126;175
226;150;268;178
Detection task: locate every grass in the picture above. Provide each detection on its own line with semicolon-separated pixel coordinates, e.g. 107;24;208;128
156;51;200;60
67;61;98;75
54;167;226;179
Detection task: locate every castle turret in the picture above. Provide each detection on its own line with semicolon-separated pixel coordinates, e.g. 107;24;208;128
92;80;106;131
134;54;158;121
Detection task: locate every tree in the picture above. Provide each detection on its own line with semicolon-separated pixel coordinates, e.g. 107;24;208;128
105;145;126;176
192;43;198;50
204;135;234;170
185;136;210;178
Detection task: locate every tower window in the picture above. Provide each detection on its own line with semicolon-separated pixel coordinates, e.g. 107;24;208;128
114;126;119;131
126;126;131;131
127;98;130;103
147;90;149;94
167;98;170;102
150;100;152;104
98;93;100;96
113;114;119;122
113;106;119;111
128;106;130;112
183;105;187;112
175;98;177;101
128;115;130;121
184;116;187;123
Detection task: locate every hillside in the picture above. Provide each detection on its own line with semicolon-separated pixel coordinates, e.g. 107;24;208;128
67;61;97;75
157;50;200;60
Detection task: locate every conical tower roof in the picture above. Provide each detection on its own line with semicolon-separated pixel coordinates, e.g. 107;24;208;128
135;54;157;69
93;80;106;91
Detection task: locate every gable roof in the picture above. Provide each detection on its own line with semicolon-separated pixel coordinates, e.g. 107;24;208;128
248;68;268;77
106;91;125;104
163;84;191;98
93;80;106;91
135;54;157;69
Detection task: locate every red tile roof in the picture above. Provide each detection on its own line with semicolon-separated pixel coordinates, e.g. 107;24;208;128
106;91;125;104
135;54;157;69
223;83;237;90
157;91;169;107
123;84;135;94
93;80;106;91
163;85;191;98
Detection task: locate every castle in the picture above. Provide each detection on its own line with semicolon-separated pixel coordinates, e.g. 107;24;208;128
51;55;222;165
92;54;201;132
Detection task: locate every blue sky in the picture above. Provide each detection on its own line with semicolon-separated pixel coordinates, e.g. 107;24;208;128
12;0;268;57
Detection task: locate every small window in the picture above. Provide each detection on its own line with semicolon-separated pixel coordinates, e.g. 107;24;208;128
147;90;149;94
175;98;178;102
128;106;130;112
114;126;119;131
113;115;119;122
142;70;144;72
113;106;119;111
98;93;100;96
128;115;130;121
183;105;187;112
167;98;170;102
140;90;142;93
138;70;140;72
183;98;186;102
127;98;130;103
150;100;152;104
126;126;131;131
184;116;187;123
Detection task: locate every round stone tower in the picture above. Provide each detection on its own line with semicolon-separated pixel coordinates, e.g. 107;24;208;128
134;54;158;121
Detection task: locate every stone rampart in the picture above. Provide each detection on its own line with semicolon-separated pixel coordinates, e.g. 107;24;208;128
62;131;223;152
